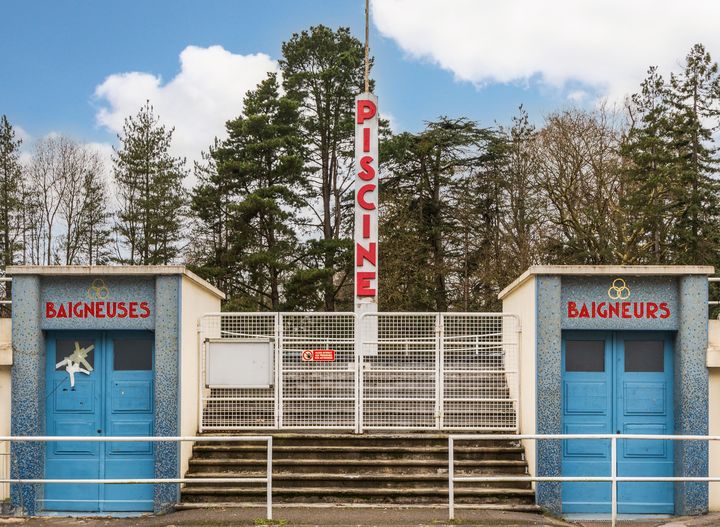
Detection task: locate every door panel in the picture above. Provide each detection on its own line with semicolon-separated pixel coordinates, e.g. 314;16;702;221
561;331;674;514
616;333;673;514
103;335;154;511
45;335;103;511
561;332;612;512
45;332;155;512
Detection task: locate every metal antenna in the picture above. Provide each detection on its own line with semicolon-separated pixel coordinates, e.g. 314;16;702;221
364;0;370;93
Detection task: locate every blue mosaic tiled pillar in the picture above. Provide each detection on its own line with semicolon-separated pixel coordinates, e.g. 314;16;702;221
535;275;563;514
10;276;45;514
153;275;181;512
674;275;709;515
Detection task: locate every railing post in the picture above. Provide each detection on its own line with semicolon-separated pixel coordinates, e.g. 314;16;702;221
266;436;273;520
448;436;455;520
611;436;617;527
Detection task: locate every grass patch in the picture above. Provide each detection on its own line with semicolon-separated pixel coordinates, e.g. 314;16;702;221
254;519;288;526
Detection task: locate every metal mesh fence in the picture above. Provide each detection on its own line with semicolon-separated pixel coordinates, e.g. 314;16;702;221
199;312;519;431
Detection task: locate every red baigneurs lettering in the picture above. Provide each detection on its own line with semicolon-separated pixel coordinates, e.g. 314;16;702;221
567;301;670;319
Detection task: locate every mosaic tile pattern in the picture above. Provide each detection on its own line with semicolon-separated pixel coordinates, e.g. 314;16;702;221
561;276;679;331
673;275;709;514
40;276;155;330
152;275;181;511
10;276;44;514
10;273;182;514
535;275;563;514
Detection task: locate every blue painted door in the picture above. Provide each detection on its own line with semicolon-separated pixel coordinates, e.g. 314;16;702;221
561;331;673;514
45;331;155;512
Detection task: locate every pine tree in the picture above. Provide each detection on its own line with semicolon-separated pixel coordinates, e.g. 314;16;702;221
666;44;720;265
205;74;305;310
621;67;676;263
113;101;187;264
0;115;23;269
280;25;367;311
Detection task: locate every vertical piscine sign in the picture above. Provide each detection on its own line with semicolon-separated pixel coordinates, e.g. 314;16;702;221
354;92;379;316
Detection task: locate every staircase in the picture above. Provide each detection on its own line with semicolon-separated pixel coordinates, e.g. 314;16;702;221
178;433;537;510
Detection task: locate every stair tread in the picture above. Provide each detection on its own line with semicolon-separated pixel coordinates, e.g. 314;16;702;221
181;486;535;496
185;471;526;479
194;445;522;453
189;459;526;466
175;502;541;511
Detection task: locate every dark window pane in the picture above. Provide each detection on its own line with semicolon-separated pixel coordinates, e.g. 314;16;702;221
114;339;153;371
56;339;95;369
625;340;664;372
565;340;605;372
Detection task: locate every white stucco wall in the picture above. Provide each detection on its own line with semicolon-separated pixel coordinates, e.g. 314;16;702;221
501;276;537;479
179;276;222;479
0;318;12;501
708;320;720;510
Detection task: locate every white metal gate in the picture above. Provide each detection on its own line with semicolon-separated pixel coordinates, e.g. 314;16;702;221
199;312;519;432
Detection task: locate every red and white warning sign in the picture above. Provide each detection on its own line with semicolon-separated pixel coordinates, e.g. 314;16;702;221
301;349;336;362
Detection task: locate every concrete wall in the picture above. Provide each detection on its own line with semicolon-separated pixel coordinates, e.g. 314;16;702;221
502;276;537;478
0;318;10;502
179;276;221;478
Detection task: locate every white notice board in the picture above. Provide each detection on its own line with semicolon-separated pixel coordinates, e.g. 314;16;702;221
205;339;274;388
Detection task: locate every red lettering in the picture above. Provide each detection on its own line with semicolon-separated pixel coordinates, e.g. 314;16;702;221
363;127;371;152
579;304;590;318
57;303;67;318
117;302;128;318
567;301;578;318
129;302;138;318
356;271;376;297
358;156;375;181
659;302;670;319
362;214;371;238
46;302;56;319
597;302;608;318
647;302;658;318
621;302;631;318
106;302;117;318
95;302;105;318
591;301;597;318
139;302;151;319
356;99;377;124
356;242;377;266
633;302;644;318
358;184;376;210
609;303;620;318
72;302;83;318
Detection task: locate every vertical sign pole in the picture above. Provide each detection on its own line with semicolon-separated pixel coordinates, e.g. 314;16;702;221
355;92;379;432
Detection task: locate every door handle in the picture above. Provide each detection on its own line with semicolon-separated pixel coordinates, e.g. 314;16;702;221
97;429;102;434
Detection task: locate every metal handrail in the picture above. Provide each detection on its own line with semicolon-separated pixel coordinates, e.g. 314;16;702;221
0;435;273;519
449;433;717;527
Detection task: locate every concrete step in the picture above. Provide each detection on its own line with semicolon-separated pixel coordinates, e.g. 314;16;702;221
183;471;530;489
175;501;544;512
179;485;536;505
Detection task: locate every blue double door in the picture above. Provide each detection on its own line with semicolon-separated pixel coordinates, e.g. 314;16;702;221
561;331;674;514
44;331;155;512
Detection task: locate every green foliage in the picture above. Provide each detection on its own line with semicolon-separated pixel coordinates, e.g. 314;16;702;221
0;115;23;267
113;101;187;265
190;74;305;310
280;25;367;311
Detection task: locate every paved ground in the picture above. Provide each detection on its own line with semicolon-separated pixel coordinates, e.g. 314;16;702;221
2;507;720;527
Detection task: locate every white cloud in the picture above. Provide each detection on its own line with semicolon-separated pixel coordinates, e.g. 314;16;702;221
372;0;720;101
94;45;278;166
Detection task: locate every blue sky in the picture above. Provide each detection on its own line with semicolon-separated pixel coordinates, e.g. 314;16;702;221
2;0;719;164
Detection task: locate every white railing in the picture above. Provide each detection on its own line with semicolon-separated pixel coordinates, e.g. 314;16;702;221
449;434;716;527
198;312;519;432
0;436;273;519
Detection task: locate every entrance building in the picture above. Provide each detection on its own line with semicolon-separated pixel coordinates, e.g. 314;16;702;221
7;266;223;514
501;265;712;516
